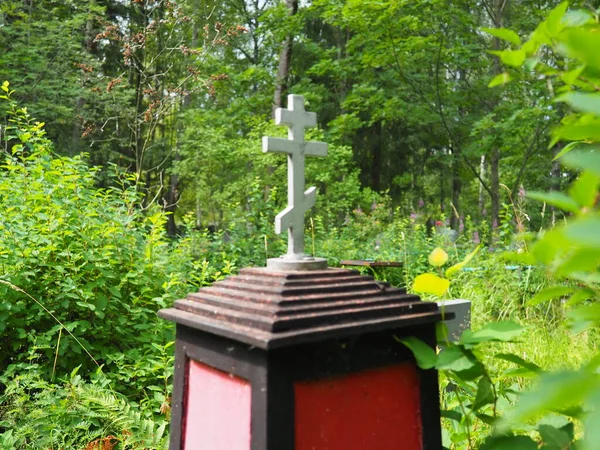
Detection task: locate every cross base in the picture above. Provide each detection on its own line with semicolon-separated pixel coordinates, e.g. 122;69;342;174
266;256;328;271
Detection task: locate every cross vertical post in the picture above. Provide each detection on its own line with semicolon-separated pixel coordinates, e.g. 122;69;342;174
262;94;328;269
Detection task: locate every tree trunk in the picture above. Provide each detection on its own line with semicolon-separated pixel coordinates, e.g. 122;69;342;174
450;151;461;230
273;0;298;111
165;0;199;235
490;146;500;228
478;154;486;216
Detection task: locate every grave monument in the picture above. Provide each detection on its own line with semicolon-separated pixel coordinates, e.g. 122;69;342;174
159;94;445;450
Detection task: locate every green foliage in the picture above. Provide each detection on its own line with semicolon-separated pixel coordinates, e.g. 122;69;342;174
0;91;195;446
0;364;168;449
402;4;600;448
0;95;179;379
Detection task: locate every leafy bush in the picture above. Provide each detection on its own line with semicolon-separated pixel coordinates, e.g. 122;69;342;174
0;364;168;449
0;89;179;380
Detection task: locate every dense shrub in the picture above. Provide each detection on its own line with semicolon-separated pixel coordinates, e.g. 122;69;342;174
0;96;182;379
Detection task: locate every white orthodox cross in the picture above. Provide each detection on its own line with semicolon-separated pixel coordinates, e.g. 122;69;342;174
262;95;328;261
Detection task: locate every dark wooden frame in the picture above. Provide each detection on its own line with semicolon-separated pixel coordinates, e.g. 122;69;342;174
169;323;443;450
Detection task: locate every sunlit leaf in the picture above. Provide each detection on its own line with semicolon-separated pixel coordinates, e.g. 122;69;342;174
544;1;569;36
488;72;512;87
413;273;450;296
481;27;521;45
490;49;526;67
560;65;586;86
446;245;481;278
562;28;600;70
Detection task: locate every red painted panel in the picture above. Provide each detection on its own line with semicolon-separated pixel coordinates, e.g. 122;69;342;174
183;360;251;450
295;364;422;450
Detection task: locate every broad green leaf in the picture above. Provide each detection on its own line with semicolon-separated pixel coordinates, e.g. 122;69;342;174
585;390;600;449
490;49;526;67
496;353;543;375
568;304;600;331
428;247;449;267
474;412;495;425
566;288;595;306
562;10;593;28
440;409;462;422
528;285;574;306
396;336;437;369
561;150;600;176
488;72;512;88
502;371;598;428
480;435;538;450
545;1;569;36
563;217;600;248
560;65;586;86
526;191;580;214
553;121;600;143
460;321;525;347
538;423;574;450
436;345;477;372
569;170;600;208
558;92;600;116
446;245;481;278
524;57;540;71
531;229;569;264
562;28;600;70
481;27;521;46
453;360;486;381
472;376;494;411
413;273;450;296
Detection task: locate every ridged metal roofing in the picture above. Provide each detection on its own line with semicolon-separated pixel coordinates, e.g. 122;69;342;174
159;267;442;349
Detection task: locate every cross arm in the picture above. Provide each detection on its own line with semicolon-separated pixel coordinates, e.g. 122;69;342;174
274;205;293;235
276;108;317;128
304;141;328;157
262;136;299;155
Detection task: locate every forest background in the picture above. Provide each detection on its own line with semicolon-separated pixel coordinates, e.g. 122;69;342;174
0;0;573;233
0;0;599;449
